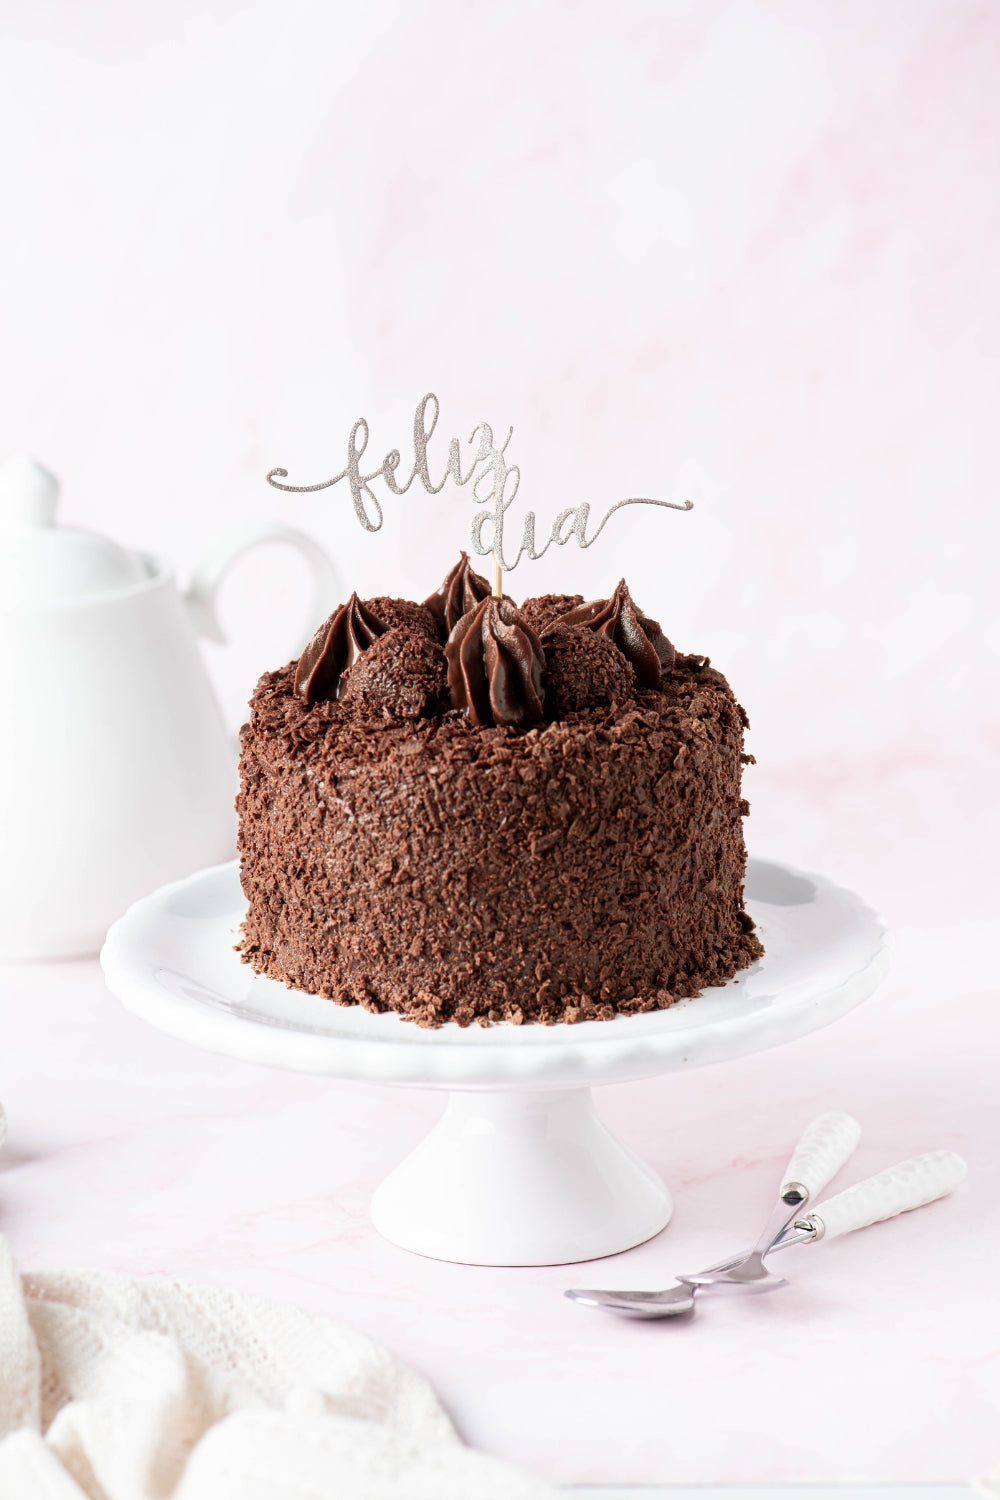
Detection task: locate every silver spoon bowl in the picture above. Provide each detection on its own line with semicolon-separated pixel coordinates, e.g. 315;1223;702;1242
565;1283;699;1319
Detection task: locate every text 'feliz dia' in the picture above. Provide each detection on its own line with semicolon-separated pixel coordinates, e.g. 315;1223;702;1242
267;393;692;574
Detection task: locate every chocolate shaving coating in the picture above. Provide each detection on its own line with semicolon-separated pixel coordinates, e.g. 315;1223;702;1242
445;596;545;728
556;579;675;689
294;593;389;704
423;552;492;637
237;650;762;1027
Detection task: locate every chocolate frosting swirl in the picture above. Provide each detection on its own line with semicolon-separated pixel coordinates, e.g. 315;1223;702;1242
295;593;390;704
445;597;545;728
555;579;674;689
423;552;492;636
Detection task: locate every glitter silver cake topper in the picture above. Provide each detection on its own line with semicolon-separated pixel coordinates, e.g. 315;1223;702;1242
267;392;692;576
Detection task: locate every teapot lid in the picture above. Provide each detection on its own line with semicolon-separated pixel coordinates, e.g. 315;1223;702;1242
0;455;148;608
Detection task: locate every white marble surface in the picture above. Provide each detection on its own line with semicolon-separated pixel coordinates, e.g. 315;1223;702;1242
0;887;995;1489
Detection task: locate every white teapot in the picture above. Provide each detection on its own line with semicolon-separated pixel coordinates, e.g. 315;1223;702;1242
0;455;341;959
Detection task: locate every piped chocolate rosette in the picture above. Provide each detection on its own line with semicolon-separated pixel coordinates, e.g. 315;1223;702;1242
290;559;674;726
444;596;545;729
294;592;389;703
555;578;674;688
294;590;447;719
422;551;492;635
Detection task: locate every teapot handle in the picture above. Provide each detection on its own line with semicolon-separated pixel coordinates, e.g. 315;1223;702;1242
185;522;342;647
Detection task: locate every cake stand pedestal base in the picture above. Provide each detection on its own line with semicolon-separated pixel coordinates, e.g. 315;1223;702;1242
370;1088;671;1266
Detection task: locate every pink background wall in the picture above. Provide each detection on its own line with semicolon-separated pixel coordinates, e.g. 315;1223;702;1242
2;1;996;938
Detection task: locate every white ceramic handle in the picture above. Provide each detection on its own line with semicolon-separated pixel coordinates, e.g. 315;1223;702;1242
186;522;342;646
806;1150;967;1240
782;1111;861;1199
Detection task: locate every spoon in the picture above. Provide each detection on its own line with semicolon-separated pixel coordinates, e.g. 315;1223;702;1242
565;1245;787;1319
566;1149;967;1320
567;1110;863;1319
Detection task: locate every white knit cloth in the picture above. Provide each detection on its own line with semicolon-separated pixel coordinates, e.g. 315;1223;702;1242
0;1238;555;1500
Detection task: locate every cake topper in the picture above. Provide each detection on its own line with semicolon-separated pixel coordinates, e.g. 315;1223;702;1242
267;393;692;592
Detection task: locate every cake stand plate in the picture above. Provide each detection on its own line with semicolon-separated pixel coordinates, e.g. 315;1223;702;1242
101;859;887;1266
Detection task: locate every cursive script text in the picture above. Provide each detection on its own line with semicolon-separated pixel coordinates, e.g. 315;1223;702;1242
267;393;692;572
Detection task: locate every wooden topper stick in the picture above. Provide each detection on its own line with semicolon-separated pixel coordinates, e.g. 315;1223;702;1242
491;491;502;596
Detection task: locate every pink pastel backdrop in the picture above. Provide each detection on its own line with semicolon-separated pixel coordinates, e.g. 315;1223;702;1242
2;0;996;916
0;0;998;1484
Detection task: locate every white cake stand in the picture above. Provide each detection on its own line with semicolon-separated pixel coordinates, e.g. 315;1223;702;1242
101;858;887;1267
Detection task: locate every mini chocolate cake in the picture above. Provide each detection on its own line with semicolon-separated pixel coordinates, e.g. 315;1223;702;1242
237;556;763;1027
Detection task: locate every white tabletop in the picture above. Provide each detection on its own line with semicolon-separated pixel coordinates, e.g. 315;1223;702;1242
0;885;993;1490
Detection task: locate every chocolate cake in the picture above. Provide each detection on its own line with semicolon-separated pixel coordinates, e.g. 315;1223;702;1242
237;557;763;1027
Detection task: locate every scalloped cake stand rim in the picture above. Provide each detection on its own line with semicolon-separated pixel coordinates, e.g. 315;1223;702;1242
100;856;889;1093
